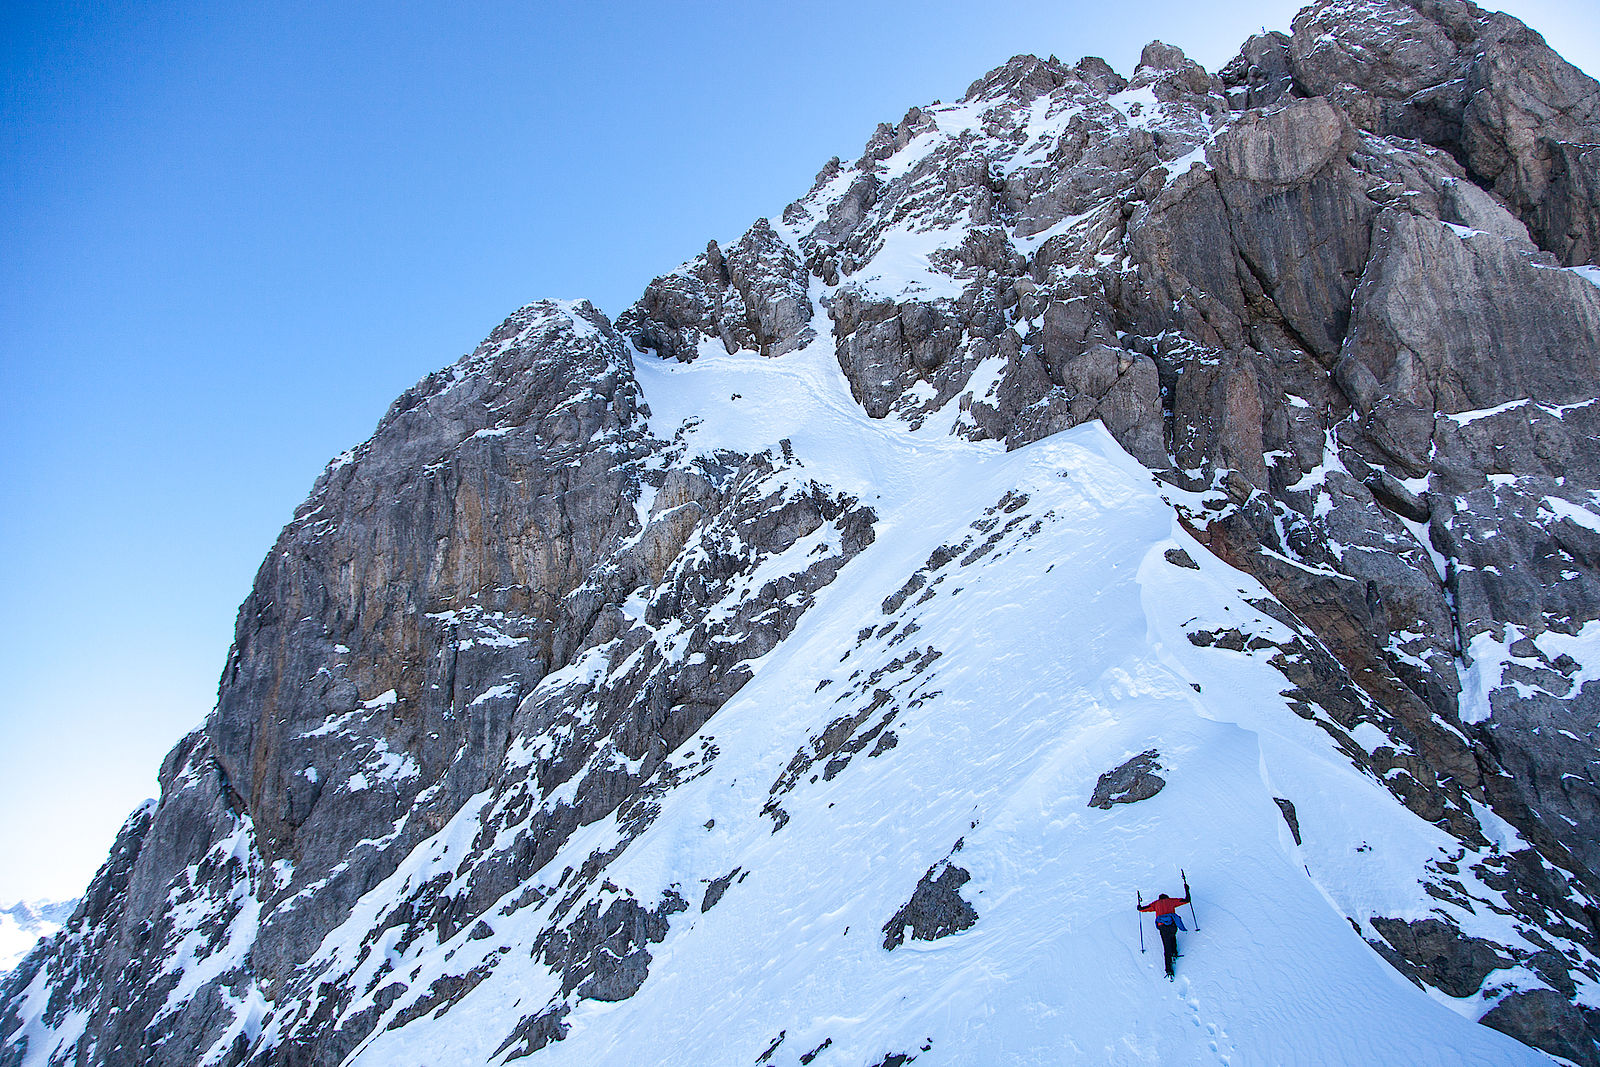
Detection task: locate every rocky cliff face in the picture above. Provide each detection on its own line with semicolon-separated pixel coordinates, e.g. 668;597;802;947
5;1;1600;1064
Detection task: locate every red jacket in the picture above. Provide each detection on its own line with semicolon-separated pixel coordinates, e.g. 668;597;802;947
1139;896;1189;917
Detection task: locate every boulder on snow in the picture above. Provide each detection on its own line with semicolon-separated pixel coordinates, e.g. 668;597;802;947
883;848;978;950
1164;547;1200;570
1089;750;1166;809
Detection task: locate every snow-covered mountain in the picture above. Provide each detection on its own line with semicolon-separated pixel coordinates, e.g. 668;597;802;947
0;903;75;977
5;0;1600;1064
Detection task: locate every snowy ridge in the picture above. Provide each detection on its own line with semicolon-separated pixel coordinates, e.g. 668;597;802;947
323;341;1545;1064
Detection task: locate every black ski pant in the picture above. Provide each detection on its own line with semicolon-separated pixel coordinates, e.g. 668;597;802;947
1157;921;1179;976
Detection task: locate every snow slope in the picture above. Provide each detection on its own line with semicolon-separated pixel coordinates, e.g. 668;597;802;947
330;336;1546;1065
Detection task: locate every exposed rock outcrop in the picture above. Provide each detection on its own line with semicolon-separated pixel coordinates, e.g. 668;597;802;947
882;846;978;950
1285;0;1600;264
1089;750;1167;808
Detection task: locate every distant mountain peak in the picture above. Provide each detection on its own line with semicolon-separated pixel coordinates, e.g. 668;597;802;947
0;899;77;974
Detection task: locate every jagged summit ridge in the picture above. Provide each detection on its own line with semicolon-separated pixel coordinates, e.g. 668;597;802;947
4;0;1600;1064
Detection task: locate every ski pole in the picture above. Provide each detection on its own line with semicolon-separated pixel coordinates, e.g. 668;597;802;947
1181;869;1200;931
1137;891;1145;953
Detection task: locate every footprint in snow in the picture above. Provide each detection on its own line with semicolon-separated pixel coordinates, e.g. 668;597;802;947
1177;976;1233;1065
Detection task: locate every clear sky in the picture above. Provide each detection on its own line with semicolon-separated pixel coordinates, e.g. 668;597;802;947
3;0;1597;906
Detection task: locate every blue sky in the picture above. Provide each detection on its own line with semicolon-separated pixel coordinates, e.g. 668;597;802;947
3;0;1596;905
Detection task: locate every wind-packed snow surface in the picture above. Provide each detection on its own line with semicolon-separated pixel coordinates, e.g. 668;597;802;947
316;340;1543;1065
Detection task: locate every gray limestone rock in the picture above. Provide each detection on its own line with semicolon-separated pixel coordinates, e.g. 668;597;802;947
547;890;688;1001
882;848;978;950
724;218;816;357
1340;209;1600;416
1370;916;1513;998
1207;96;1374;365
1089;750;1167;809
1219;32;1297;110
1481;988;1600;1067
620;219;816;361
0;805;152;1066
1364;469;1430;522
1288;0;1600;264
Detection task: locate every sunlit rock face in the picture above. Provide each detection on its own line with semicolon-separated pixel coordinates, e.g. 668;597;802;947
6;2;1600;1064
